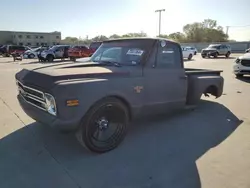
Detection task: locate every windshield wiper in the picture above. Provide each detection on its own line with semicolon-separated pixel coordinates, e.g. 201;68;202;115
94;60;122;67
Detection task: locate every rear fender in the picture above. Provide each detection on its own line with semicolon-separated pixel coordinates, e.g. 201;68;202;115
186;75;224;105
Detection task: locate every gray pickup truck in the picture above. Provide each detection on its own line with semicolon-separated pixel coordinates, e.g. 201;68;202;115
15;38;224;153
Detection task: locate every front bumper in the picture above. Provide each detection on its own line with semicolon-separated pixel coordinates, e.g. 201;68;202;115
233;64;250;75
201;51;217;56
17;94;80;131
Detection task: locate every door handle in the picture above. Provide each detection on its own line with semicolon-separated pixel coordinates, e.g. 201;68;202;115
179;76;187;80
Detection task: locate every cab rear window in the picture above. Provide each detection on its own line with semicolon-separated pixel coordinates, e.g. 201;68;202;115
156;41;182;67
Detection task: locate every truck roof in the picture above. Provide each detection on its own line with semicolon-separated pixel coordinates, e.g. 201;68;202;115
104;37;178;44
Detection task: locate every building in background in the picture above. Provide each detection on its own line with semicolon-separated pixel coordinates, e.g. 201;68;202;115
0;31;61;46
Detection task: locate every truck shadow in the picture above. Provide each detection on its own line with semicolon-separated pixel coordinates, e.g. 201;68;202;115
0;100;242;188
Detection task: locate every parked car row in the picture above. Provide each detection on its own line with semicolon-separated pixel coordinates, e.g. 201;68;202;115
0;42;103;63
31;42;102;62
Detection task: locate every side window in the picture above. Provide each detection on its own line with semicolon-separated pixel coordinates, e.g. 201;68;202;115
55;47;62;52
156;42;181;68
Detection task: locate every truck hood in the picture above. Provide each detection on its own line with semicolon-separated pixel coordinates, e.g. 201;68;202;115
15;62;130;90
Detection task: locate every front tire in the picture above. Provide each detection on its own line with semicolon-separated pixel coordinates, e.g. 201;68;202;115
29;53;35;59
213;52;218;58
235;74;243;78
76;97;129;153
47;55;54;62
70;57;76;62
225;52;230;58
188;54;193;60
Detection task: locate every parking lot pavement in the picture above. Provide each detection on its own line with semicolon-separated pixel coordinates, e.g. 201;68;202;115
0;55;250;188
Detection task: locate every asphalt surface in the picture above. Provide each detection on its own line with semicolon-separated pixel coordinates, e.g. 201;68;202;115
0;55;249;188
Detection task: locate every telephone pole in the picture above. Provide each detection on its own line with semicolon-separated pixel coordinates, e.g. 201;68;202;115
155;9;165;36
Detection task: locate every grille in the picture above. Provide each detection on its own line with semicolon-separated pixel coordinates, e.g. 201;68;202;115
17;81;46;111
241;59;250;67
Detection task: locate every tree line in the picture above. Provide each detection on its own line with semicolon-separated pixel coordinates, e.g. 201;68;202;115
61;19;230;45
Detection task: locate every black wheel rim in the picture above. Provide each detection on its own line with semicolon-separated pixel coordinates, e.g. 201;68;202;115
87;104;126;150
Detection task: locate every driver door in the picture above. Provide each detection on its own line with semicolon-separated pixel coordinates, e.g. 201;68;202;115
54;47;64;58
143;41;188;115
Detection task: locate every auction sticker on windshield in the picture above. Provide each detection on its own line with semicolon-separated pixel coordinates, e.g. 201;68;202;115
127;49;144;56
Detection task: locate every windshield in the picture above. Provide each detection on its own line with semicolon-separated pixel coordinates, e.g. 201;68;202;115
90;41;147;66
33;47;41;52
49;46;58;51
208;45;219;49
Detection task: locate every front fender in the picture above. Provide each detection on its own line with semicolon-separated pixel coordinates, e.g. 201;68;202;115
52;77;143;127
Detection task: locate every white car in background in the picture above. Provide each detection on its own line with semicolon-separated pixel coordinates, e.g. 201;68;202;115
182;46;194;60
23;47;47;59
186;46;198;55
233;53;250;78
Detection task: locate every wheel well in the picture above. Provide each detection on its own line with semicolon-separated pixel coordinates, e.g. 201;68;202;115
47;54;54;58
88;96;132;121
108;95;132;120
204;85;218;97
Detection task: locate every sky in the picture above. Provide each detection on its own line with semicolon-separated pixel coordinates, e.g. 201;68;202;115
1;0;250;41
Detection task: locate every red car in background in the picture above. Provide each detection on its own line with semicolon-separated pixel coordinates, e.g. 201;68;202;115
68;42;102;61
68;45;94;61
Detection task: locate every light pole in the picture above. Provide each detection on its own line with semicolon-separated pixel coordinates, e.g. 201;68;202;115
155;9;165;36
226;26;229;36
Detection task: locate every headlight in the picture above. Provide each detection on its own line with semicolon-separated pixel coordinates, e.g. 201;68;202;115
235;58;240;64
44;93;57;116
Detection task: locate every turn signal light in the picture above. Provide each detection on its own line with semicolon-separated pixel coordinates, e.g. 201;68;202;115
66;99;79;106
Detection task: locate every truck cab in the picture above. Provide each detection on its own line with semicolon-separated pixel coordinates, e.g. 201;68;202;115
16;38;224;153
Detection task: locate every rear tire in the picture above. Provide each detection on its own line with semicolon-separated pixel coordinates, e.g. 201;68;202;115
76;97;129;153
194;51;197;55
201;55;206;58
